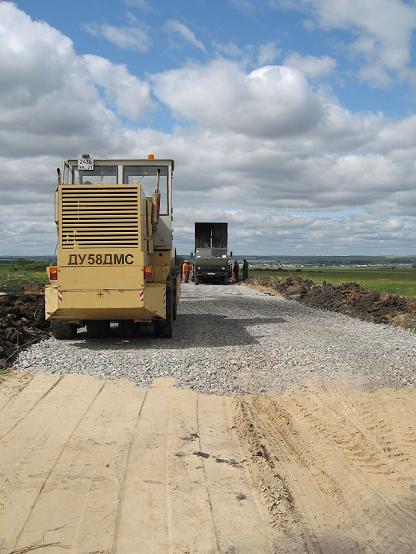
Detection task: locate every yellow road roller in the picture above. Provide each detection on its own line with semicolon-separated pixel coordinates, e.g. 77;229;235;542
45;154;180;339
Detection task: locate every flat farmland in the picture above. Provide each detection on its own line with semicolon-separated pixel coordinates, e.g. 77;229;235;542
0;260;47;292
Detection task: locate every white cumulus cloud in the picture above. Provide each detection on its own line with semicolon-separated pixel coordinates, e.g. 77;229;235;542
284;53;336;77
83;55;154;122
0;2;123;158
152;60;323;138
274;0;416;86
84;21;150;53
257;42;280;65
165;20;206;51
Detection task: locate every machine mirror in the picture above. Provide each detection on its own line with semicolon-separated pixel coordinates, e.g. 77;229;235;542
230;251;233;257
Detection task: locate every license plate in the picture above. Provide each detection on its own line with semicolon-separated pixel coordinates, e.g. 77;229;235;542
78;158;94;171
207;272;215;275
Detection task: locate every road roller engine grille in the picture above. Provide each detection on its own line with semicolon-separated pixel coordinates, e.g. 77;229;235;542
61;186;139;249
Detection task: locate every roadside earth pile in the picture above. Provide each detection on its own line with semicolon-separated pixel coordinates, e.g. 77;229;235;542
248;275;416;330
0;292;49;368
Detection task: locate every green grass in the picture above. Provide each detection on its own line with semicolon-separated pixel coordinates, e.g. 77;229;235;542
251;267;416;297
0;259;48;292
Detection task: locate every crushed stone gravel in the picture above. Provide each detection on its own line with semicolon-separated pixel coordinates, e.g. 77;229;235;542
14;283;416;394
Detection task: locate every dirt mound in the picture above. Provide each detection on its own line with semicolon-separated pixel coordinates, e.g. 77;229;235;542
0;292;49;368
248;275;416;330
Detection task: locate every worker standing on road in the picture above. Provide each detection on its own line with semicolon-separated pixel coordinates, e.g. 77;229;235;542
182;261;191;283
232;260;239;283
242;259;249;280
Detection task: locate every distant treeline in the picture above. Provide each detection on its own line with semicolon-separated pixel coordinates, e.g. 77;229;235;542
178;255;416;266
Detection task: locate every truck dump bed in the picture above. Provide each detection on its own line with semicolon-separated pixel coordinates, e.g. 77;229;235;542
195;222;228;249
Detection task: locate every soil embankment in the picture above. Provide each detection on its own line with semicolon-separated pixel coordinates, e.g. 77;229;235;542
248;275;416;330
0;291;49;369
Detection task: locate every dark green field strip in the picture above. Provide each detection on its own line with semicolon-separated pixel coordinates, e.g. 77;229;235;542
0;261;48;291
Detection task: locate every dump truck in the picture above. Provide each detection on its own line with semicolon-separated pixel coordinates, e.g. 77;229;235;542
193;222;229;284
45;155;180;339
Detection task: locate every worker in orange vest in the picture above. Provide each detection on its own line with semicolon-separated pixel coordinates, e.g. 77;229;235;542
182;261;191;283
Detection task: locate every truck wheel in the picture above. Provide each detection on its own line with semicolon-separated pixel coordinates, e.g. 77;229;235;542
87;320;110;339
195;277;200;285
223;276;228;285
51;321;77;340
118;320;137;338
154;287;173;338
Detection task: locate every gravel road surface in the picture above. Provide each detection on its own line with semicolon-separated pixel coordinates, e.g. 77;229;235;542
15;283;416;394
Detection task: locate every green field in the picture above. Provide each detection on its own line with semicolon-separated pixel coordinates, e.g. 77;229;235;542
251;267;416;297
0;259;48;292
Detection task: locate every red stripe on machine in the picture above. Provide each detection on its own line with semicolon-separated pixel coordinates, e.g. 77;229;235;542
139;290;144;302
58;290;63;302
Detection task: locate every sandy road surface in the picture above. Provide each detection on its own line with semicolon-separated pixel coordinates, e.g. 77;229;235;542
0;372;273;554
1;371;416;553
236;379;416;553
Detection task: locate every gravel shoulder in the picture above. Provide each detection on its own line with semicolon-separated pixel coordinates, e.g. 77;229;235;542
14;282;416;393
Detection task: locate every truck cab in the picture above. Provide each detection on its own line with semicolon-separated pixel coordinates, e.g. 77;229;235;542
193;222;229;285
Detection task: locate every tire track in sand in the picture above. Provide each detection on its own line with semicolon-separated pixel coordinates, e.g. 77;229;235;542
234;381;416;553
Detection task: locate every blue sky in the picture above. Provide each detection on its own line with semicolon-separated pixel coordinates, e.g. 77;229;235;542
1;0;416;255
17;0;416;118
